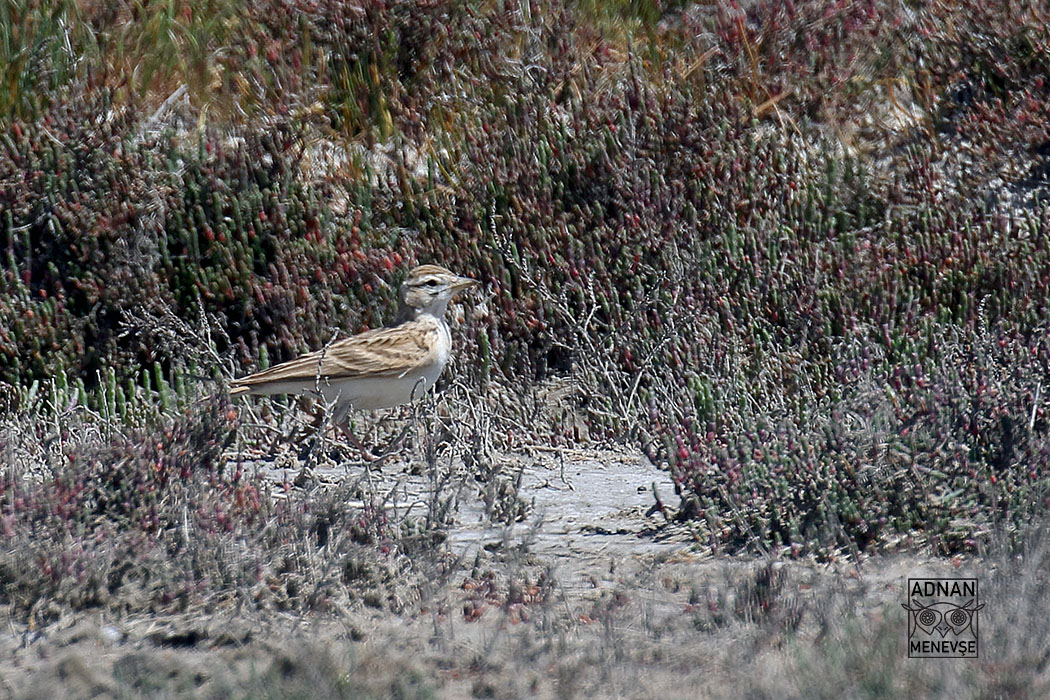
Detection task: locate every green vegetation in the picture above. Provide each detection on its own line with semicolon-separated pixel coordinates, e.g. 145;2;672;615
1;0;1049;621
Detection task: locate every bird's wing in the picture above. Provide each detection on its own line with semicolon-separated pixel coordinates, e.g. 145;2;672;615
231;320;440;390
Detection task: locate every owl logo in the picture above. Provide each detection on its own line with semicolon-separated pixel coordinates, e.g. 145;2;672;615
902;598;983;639
904;578;982;657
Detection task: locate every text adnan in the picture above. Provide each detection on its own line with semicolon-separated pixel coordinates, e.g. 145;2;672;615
909;579;976;598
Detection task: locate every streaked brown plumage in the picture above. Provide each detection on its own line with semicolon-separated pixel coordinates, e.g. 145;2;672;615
231;265;478;422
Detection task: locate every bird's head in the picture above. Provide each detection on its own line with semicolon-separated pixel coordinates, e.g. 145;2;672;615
397;264;479;321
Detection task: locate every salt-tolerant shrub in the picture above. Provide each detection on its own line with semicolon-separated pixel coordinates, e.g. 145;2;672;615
1;0;1049;570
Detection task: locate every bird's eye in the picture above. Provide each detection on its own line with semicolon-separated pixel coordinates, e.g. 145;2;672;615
425;279;439;287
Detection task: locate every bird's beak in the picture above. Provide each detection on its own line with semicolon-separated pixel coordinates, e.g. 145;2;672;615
451;276;480;294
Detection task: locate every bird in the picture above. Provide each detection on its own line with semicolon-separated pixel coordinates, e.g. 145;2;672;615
230;264;479;442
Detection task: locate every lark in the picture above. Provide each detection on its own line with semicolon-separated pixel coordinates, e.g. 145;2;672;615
231;265;479;439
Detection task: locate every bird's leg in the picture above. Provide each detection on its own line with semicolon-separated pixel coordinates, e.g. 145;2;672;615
336;417;414;469
373;423;412;461
289;396;326;443
337;418;374;457
337;418;386;464
383;402;423;453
